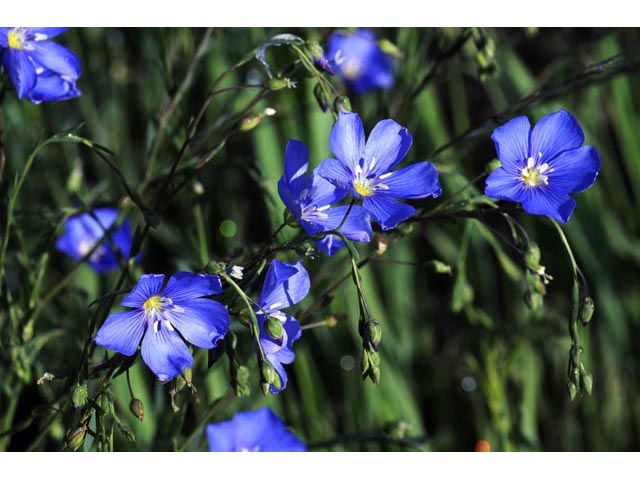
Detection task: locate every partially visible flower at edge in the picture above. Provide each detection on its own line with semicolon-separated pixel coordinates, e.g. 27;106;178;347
206;407;306;452
0;27;81;103
95;272;230;381
484;109;601;223
317;111;442;230
55;207;136;274
327;28;394;94
278;139;372;256
254;259;310;394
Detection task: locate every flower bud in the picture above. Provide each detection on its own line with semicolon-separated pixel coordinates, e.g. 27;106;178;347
523;289;543;310
264;317;285;340
71;383;88;409
284;208;300;227
377;39;403;58
66;425;87;451
366;321;382;350
314;83;329;112
427;260;452;275
268;78;291;91
581;372;593;395
567;380;578;402
129;398;144;421
334;96;352;113
485;158;501;174
524;243;541;272
579;296;595;326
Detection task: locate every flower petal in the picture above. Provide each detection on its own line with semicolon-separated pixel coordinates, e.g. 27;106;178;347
283;139;309;197
141;324;193;381
547;146;600;193
168;298;229;349
329;112;365;171
0;29;8;47
307;169;347;206
268;354;289;395
364;119;412;176
303;204;371;243
491;116;531;172
529;109;584;161
5;49;37;99
27;72;81;104
28;41;81;79
121;274;165;308
381;161;441;199
277;176;302;217
315;235;346;257
485;167;527;202
363;195;416;230
521;187;577;223
258;260;310;313
95;310;146;356
315;158;355;195
162;272;222;301
24;28;68;40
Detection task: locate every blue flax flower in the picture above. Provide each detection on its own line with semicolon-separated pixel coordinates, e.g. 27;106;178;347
278;139;372;256
255;259;309;394
55;207;135;274
327;29;394;94
207;407;306;452
0;27;81;103
485;109;601;223
95;272;230;381
317;112;442;230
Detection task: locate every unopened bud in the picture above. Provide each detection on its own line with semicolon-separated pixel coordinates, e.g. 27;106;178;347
192;181;205;196
581;372;593;395
67;162;83;193
485;158;501;174
324;315;338;327
71;383;88;409
377;39;403;58
567;381;578;401
268;78;290;91
264;317;285;340
314;83;329;112
524;243;541;272
284;209;300;227
66;425;87;451
579;296;595;326
428;260;452;275
366;321;382;350
129;398;144;421
260;361;276;386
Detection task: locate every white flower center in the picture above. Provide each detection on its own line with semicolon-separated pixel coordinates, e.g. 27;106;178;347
520;153;554;188
78;238;107;263
352;157;391;197
143;295;184;333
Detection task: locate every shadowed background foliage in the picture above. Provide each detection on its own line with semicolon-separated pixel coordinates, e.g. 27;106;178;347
1;27;639;452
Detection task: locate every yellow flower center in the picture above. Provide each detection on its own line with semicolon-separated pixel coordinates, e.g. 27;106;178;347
520;155;554;188
8;29;25;50
143;295;162;314
353;180;373;197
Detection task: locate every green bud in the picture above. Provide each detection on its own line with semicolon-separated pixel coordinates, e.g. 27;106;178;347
485;158;501;174
313;83;329;112
370;364;381;384
264;317;285;340
236;365;250;384
71;383;88;409
366;321;382;349
579;296;595;326
239;114;264;132
377;39;403;58
268;78;291;91
427;260;452;275
305;41;324;59
284;209;300;227
524;243;542;272
334;96;352;113
567;381;578;402
523;289;544;310
129;398;144;421
260;361;276;386
66;425;87;451
66;162;83;193
581;372;593;395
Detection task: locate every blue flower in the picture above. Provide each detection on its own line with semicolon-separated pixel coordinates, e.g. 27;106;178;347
0;27;81;103
317;112;442;230
255;259;309;394
95;272;230;381
206;407;306;452
485;109;601;223
55;207;135;274
278;139;372;256
327;29;394;94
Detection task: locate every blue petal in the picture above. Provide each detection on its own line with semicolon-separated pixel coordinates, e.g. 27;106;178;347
27;71;81;104
207;408;306;452
491;116;531;173
0;29;8;47
485;167;527;202
28;41;81;79
258;260;310;313
315;235;346;257
307;169;346;206
5;49;37;99
95;310;146;356
277;177;302;218
268;354;289;394
161;272;222;301
547;146;600;193
329;112;365;171
529;109;584;162
283;140;309;197
303;204;371;242
521;187;577;223
121;274;165;308
364;119;412;176
141;324;193;381
24;28;68;40
381;161;441;199
363;195;416;230
315;158;355;195
168;298;229;349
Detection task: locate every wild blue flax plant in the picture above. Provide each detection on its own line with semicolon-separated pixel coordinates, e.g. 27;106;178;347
0;27;616;453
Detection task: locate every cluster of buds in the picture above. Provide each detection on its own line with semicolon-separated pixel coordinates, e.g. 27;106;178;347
523;242;552;310
359;319;382;384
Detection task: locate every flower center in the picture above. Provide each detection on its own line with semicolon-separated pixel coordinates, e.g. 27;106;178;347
78;238;107;262
8;29;25;50
352;157;391;197
520;154;554;188
341;60;362;80
143;295;183;333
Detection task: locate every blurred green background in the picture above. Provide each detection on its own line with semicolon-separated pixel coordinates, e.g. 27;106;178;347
1;27;640;452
